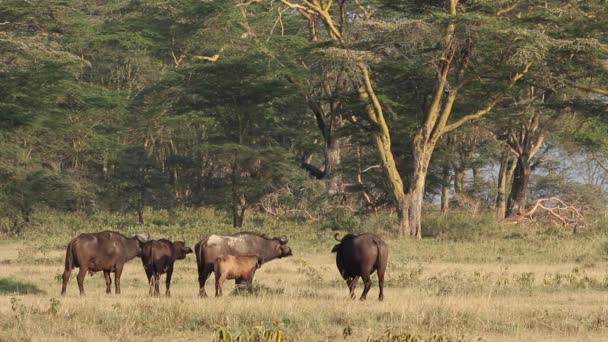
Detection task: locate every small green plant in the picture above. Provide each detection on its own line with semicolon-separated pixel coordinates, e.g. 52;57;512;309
48;298;61;315
343;325;353;339
513;272;535;288
367;329;480;342
213;323;291;342
10;297;40;320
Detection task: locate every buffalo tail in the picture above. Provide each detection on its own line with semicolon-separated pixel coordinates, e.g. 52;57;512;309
64;241;74;271
372;237;385;271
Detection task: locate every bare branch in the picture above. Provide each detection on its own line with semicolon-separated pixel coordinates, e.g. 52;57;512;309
506;197;585;230
563;80;608;96
193;47;225;62
496;0;523;16
590;153;608;173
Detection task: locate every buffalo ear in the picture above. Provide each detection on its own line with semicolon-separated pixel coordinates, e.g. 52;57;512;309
331;244;339;253
278;236;288;244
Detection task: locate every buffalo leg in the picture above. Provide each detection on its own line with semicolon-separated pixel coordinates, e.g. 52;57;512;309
165;268;173;297
347;276;359;300
114;264;123;295
377;266;386;301
61;268;72;296
76;268;87;296
235;278;248;293
215;273;227;297
360;274;372;301
198;264;213;297
154;273;161;297
103;271;112;294
145;267;154;296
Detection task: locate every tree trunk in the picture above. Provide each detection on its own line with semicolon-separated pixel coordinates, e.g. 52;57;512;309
21;207;31;224
231;161;247;227
454;167;465;194
136;208;144;225
507;156;531;217
232;198;246;228
408;142;433;239
357;65;409;236
472;165;480;193
496;153;516;218
440;165;450;213
396;199;410;237
325;115;344;194
408;178;425;239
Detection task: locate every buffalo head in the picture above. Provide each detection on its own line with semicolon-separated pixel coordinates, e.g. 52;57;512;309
132;233;149;244
277;244;293;257
272;236;292;257
173;241;193;260
131;233;150;256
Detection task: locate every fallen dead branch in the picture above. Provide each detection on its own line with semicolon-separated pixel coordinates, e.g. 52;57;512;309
506;197;585;233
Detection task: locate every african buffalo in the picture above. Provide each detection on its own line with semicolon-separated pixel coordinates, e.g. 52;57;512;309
214;254;262;296
141;239;193;297
332;233;388;301
61;231;148;296
194;232;292;297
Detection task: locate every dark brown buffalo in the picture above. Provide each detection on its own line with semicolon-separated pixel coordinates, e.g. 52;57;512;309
61;231;148;296
194;232;292;297
332;233;388;301
140;239;193;297
213;254;262;296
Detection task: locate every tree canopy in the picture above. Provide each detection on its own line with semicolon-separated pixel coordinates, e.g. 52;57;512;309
0;0;606;235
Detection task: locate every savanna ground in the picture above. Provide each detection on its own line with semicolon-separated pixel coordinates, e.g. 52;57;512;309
2;209;608;341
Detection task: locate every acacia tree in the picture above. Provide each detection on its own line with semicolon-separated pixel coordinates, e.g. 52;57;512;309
245;0;538;237
503;106;564;217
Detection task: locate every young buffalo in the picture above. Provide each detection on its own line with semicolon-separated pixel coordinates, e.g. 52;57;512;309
141;239;193;297
332;233;388;301
213;254;262;296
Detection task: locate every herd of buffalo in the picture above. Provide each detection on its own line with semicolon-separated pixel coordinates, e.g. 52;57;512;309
60;231;389;301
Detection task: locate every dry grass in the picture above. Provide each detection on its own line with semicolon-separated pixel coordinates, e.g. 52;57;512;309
1;237;608;342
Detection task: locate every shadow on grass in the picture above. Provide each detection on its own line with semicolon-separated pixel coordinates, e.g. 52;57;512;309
0;278;46;295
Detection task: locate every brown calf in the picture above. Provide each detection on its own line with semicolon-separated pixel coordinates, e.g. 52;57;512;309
213;254;262;296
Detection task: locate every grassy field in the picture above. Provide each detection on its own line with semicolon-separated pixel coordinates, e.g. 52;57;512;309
1;210;608;341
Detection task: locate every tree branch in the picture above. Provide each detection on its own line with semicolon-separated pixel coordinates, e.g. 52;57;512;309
563;80;608;96
496;0;522;16
590;153;608;173
443;62;532;133
193;47;225;62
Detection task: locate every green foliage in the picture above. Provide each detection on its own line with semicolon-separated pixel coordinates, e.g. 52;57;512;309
104;144;173;221
367;329;478;342
213;323;290;342
0;0;607;235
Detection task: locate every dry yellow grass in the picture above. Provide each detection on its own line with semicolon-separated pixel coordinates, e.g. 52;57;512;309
1;240;608;341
